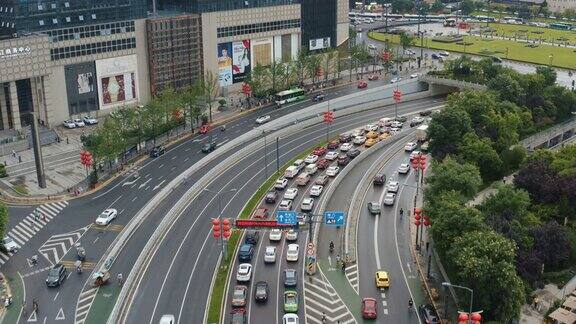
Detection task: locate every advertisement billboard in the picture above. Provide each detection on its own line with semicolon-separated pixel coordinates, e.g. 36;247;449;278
95;55;139;109
309;37;331;51
65;62;99;115
251;37;273;68
232;40;251;84
217;42;233;87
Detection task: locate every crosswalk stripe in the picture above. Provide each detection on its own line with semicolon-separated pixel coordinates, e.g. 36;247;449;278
79;288;97;298
16;224;34;238
0;252;9;259
26;216;42;228
305;296;346;312
45;203;63;215
52;201;68;209
305;282;338;296
304;287;339;305
0;259;4;265
8;230;27;244
38;205;57;217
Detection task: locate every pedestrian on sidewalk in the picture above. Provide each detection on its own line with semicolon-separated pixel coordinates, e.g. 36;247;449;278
341;261;346;272
336;254;340;265
11;150;16;158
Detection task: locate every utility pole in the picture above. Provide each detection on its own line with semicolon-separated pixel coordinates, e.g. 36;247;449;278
276;137;280;174
29;113;46;188
262;130;268;179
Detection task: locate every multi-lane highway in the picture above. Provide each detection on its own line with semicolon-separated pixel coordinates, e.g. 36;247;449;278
5;76;405;323
121;94;443;323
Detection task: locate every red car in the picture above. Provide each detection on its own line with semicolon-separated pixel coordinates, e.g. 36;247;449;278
313;147;327;156
357;80;368;89
316;158;330;169
199;124;212;134
368;74;379;81
362;297;377;319
252;208;269;219
327;140;340;149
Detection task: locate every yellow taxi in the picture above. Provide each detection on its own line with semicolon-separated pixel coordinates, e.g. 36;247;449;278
366;131;379;139
375;271;390;288
379;133;391;141
365;138;379;147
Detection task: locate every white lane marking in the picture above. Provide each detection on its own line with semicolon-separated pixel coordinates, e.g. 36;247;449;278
158;164;164;169
106;195;123;209
132;196;138;202
171;156;177;160
153;180;166;191
138;178;152;189
53;292;60;301
184;157;190;162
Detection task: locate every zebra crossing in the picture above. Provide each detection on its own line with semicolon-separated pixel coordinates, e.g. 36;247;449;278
345;263;359;294
304;268;356;324
39;226;89;265
75;286;98;324
0;201;69;266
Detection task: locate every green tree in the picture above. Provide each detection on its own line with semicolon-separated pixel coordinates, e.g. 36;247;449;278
141;97;166;145
430;0;445;12
427;107;473;159
294;49;309;86
543;85;576;122
425;156;482;200
536;66;557;86
245;63;270;98
181;81;203;129
200;71;220;122
270;60;286;93
399;31;415;51
501;145;527;172
307;54;322;85
0;202;7;240
460;0;476;15
458;133;503;180
447;230;525;322
487;74;525;104
391;0;414;13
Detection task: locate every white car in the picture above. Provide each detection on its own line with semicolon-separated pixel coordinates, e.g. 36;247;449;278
326;166;340;177
368;44;376;50
410;150;422;160
439;51;450;56
304;154;319;164
63;120;76;129
3;236;19;253
364;124;378;132
300;198;314;212
340;143;353;152
264;246;276;263
398;163;410;174
391;121;403;128
255;115;271;124
310;185;324;197
386;181;399;193
389;127;401;135
390;77;402;83
283;314;299;324
404;142;417;151
383;193;396;206
325;151;339;160
278;200;293;211
236;263;252;282
410;73;420;79
353;136;366;145
269;229;282;241
352;129;364;137
275;178;288;190
83;115;98;125
286;244;299;262
159;315;175;324
284;188;298;200
286;229;298;241
73;118;85;127
95;208;118;226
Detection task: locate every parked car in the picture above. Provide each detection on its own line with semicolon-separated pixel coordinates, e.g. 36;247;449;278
63;120;76;129
357;80;368;88
73;118;85;127
231;285;248;307
46;263;67;287
313;92;326;102
83;115;98;125
419;110;432;116
199;124;211;134
150;146;165;157
439;51;450;57
368;74;379;81
254;281;269;303
410;117;424;127
410;73;420;79
390;77;401;83
265;190;278;203
419;304;441;324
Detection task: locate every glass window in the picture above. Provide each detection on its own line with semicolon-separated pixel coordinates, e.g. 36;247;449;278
64;2;70;8
52;18;58;24
39;20;44;26
79;15;84;21
91;14;96;20
38;4;44;10
51;3;56;9
65;17;71;23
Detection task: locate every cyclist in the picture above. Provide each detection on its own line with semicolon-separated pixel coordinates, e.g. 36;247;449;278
408;298;414;310
400;208;404;219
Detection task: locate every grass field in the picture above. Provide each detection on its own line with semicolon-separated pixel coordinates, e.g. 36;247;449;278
369;32;576;69
478;23;576;44
470;10;576;25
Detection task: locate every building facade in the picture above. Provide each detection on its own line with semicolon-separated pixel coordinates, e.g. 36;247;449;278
547;0;576;13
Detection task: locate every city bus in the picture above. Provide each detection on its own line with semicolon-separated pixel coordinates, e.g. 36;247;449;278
275;88;306;106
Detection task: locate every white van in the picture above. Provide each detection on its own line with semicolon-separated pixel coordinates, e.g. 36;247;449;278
284;166;299;178
293;159;305;172
305;163;318;175
379;117;393;127
296;172;311;186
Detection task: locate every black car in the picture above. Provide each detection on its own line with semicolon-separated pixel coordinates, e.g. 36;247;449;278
395;116;407;123
373;173;386;185
150;146;165;157
46;264;67;287
419;110;432;116
284;269;298;287
238;243;254;262
254;281;269;302
313;92;326;102
264;191;278;203
230;309;246;324
245;230;259;245
201;142;217;153
346;148;361;159
339;133;352;143
419;304;440;324
431;53;440;60
337;154;349;166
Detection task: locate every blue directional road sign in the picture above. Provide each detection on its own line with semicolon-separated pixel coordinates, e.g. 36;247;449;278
324;211;345;226
277;211;298;225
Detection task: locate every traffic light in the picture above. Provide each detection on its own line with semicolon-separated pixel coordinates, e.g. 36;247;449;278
222;218;231;239
80;150;93;167
212;219;221;238
393;89;402;103
414;208;422;226
323;111;334;123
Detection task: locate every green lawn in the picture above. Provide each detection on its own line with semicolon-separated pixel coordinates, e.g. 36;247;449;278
369;32;576;69
478;23;576;45
471;10;576;25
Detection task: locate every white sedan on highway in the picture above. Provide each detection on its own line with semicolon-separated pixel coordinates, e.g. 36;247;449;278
300;198;314;212
269;229;283;241
310;185;324;197
286;244;299;262
284;188;298;200
326;166;340;177
398;163;410;174
386;181;399;193
95;209;118;226
236;263;252;282
340;143;353;152
383;193;396;206
404;142;417;151
353;136;366;145
325;151;339;160
255;115;271;124
304;154;319;164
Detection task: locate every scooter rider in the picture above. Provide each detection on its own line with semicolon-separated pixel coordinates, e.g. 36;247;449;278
329;241;334;253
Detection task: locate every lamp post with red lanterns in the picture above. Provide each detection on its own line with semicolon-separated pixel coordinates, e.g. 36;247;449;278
442;282;482;324
411;153;427;250
322;105;334;143
393;88;402;119
206;188;237;260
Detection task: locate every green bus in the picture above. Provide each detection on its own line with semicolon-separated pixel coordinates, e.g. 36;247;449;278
275;88;306;107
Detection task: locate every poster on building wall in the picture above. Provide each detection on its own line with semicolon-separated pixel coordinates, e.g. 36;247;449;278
251;38;273;68
95;54;139;109
65;62;100;115
232;40;251;84
217;42;233;87
77;73;95;94
309;37;331;51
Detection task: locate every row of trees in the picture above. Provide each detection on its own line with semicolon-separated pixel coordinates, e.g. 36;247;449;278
83;73;219;183
424;60;575;321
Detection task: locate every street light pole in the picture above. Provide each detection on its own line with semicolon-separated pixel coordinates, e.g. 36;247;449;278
442;282;474;324
262;130;268;179
204;188;237;260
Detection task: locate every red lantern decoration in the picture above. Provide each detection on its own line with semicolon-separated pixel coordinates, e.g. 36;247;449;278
393;89;402;103
242;83;252;96
212;219;221;239
459;313;469;321
212;219;220;226
471;312;482;322
424;215;430;226
222;218;230;225
323;111;334;123
80;150;93;167
213;231;221;238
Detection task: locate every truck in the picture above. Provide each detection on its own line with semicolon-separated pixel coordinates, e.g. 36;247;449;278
415;124;428;142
